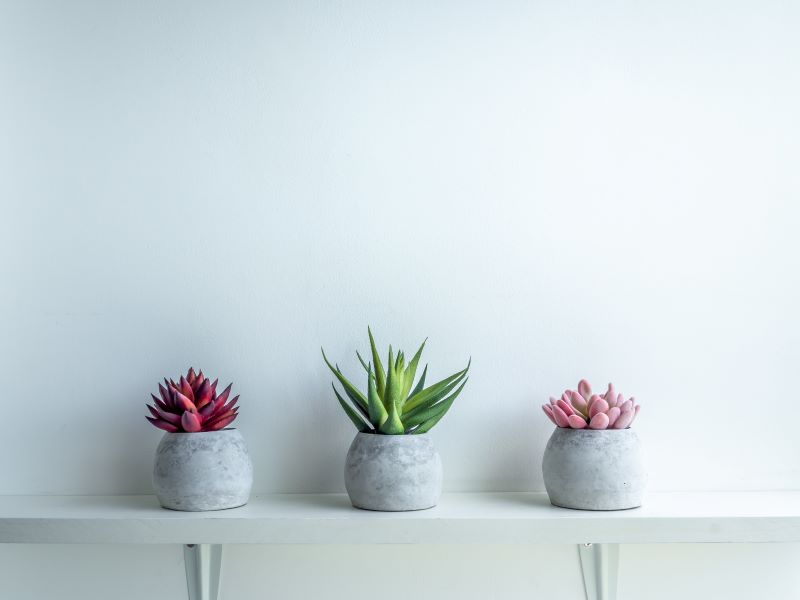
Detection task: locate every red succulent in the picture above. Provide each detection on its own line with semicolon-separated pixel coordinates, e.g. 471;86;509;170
146;368;239;433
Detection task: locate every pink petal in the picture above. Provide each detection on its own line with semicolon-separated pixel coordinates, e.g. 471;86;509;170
549;396;559;406
606;406;621;427
578;379;592;400
552;405;570;428
589;412;610;429
604;383;616;402
589;398;609;418
181;411;202;432
612;410;634;429
568;414;588;429
542;405;557;425
557;399;575;417
621;399;633;413
629;404;641;425
569;390;588;414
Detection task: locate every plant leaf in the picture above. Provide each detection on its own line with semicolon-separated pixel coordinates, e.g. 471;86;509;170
332;384;371;432
379;349;404;434
403;360;470;413
401;375;464;421
399;338;426;409
368;327;386;400
409;364;427;398
405;378;468;432
367;365;388;428
321;348;368;413
356;351;371;374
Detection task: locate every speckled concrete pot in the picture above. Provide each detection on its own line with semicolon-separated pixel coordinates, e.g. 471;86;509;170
345;432;443;511
542;428;646;511
153;429;253;511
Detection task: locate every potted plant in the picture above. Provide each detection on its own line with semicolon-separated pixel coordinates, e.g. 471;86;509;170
540;379;645;510
322;328;469;511
146;368;253;511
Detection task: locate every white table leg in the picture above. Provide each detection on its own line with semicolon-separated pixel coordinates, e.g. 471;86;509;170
578;543;619;600
184;544;223;600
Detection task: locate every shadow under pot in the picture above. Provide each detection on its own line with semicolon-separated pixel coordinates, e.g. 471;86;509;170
542;428;646;511
153;428;253;511
345;432;442;511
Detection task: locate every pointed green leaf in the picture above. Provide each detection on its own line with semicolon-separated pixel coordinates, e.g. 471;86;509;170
380;348;404;434
404;378;467;432
379;408;404;434
332;384;371;432
356;350;370;374
367;365;388;428
409;364;427;398
403;360;470;413
410;409;448;434
368;327;386;400
321;348;368;413
399;339;426;407
401;374;464;420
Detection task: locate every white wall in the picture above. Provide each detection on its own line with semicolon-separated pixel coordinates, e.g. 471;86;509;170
1;1;798;598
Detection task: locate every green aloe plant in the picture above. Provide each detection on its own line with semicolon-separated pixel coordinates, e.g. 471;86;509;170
322;328;469;435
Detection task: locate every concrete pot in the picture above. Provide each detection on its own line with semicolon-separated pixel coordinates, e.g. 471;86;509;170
153;428;253;511
542;428;646;511
344;432;443;511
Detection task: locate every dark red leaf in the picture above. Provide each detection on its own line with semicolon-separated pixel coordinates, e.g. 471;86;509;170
174;390;196;412
204;413;237;431
181;411;202;432
146;416;180;433
179;376;194;401
195;379;213;408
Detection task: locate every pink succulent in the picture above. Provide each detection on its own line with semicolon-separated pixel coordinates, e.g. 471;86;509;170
541;379;640;430
146;367;239;433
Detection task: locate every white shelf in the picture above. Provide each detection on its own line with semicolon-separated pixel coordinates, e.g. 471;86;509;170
1;491;799;545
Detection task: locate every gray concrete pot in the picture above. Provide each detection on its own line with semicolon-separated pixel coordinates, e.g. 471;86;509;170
345;432;443;511
153;428;253;511
542;428;646;511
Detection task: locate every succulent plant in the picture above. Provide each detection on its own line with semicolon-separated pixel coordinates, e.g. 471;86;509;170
542;379;640;430
146;368;239;433
322;328;469;435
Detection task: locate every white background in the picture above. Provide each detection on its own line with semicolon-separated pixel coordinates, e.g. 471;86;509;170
1;1;798;598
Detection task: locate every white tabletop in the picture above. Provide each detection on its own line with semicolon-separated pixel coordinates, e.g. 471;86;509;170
1;491;798;545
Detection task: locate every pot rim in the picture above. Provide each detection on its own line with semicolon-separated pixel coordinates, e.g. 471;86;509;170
162;427;239;436
551;426;635;433
355;431;431;439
